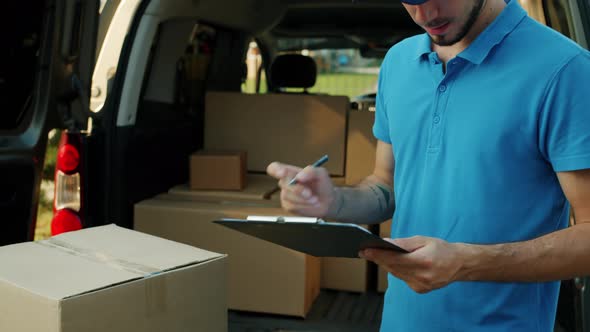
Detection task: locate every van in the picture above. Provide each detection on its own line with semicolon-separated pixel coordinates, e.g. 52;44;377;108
2;0;589;330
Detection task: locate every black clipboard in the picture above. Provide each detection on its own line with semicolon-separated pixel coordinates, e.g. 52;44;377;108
214;217;408;258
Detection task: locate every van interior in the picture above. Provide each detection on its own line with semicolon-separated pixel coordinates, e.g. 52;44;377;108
89;0;422;228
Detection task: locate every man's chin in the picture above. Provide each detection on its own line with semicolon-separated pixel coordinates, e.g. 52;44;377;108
429;34;460;47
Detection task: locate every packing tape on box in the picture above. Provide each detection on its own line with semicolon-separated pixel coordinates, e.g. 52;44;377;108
36;237;170;316
36;238;161;276
145;274;168;317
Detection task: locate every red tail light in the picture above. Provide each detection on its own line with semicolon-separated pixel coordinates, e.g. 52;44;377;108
51;131;84;236
51;209;83;235
57;143;80;173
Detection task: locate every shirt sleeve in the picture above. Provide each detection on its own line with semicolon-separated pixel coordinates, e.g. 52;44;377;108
373;53;391;144
538;51;590;172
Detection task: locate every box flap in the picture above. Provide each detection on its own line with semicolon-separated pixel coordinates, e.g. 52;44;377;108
52;224;223;272
0;241;139;301
0;225;223;300
169;173;281;203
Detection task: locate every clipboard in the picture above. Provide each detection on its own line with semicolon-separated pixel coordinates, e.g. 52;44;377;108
213;216;408;258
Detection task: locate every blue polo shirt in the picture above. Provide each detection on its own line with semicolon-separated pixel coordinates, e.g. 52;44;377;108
374;0;590;331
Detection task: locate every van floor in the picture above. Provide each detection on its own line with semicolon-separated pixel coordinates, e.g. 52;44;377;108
228;290;569;332
228;289;384;332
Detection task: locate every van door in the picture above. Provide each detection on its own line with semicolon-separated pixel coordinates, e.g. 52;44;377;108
0;0;99;245
568;0;590;332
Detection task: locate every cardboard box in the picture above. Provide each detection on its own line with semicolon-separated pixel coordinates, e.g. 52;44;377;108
346;111;377;185
190;150;246;190
378;219;392;293
204;91;348;176
0;225;227;332
321;257;368;292
379;219;392;239
171;174;281;205
134;198;320;317
318;222;369;293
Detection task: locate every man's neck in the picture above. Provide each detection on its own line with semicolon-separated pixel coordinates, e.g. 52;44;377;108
434;0;507;64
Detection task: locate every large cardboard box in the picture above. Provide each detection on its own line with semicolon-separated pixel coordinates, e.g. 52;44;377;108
169;175;364;292
346;111;377;185
319;222;369;293
190;150;247;190
378;219;392;293
134;198;320;317
204;91;349;176
321;257;368;292
0;225;227;332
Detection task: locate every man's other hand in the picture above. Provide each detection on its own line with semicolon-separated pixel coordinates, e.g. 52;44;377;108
360;236;467;294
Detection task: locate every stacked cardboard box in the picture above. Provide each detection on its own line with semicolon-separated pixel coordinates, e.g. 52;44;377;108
134;198;320;317
321;256;368;293
345;110;377;186
171;92;376;302
0;225;227;332
204;92;349;176
167;176;369;294
189;151;247;190
319;110;377;292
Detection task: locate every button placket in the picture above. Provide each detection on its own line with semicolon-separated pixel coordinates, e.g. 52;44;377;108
427;58;463;153
428;81;451;152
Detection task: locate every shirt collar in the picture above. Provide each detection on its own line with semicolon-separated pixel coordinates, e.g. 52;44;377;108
414;0;527;64
414;33;432;60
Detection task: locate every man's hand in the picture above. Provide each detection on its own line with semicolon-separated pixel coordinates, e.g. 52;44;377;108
360;236;467;294
266;161;336;217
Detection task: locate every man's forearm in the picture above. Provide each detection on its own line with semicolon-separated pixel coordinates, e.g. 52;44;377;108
324;176;395;224
457;223;590;282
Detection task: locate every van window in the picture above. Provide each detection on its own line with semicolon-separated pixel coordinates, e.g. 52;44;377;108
305;48;381;98
243;38;382;99
279;38;382;99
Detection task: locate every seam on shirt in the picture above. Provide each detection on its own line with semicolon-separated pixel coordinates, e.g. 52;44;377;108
373;129;391;145
374;50;393;144
535;51;586;161
552;151;590;162
552;153;590;172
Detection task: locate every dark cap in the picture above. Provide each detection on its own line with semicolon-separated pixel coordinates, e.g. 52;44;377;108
401;0;430;4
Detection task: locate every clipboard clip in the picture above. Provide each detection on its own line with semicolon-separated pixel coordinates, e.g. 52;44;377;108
246;215;325;224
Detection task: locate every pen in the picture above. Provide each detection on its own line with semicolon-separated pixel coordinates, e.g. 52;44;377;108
263;154;329;199
287;154;329;185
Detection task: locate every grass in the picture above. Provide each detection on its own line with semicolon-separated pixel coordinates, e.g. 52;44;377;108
35;208;52;241
310;73;378;98
243;72;378;99
34;129;60;241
